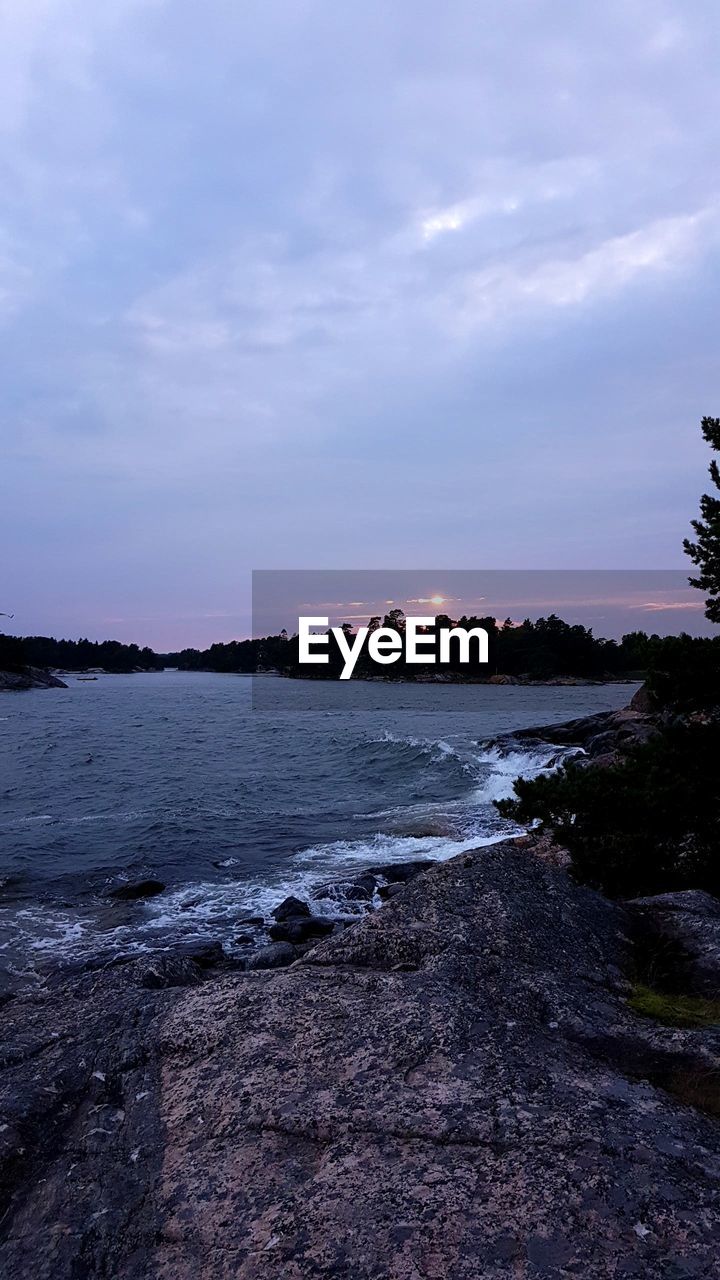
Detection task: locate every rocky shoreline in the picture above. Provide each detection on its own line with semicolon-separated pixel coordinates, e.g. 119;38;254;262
2;703;719;1278
0;667;67;691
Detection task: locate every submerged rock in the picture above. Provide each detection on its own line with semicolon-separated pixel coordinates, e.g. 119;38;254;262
346;874;376;899
312;877;374;904
306;864;434;918
107;879;166;901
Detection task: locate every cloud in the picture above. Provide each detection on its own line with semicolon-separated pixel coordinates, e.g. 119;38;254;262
640;600;706;612
456;205;719;327
417;157;597;244
646;18;688;57
2;0;720;641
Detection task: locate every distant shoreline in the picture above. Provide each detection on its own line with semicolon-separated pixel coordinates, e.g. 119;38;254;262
0;665;642;691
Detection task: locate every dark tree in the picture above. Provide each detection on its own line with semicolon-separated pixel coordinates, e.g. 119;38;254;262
383;608;406;632
684;415;720;623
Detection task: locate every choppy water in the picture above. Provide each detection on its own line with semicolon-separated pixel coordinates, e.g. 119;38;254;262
0;672;636;986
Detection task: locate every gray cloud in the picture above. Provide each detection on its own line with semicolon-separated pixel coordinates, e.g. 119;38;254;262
2;1;720;644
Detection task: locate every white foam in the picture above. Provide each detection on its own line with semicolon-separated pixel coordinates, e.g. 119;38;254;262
468;743;582;802
365;730;466;767
293;827;513;870
1;814;55;827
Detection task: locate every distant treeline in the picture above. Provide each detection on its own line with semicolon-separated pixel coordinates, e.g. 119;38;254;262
0;633;163;674
167;612;720;689
3;615;718;696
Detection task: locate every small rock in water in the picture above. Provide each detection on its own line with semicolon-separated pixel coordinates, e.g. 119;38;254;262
344;874;377;900
268;916;334;944
107;879;166;901
272;895;311;922
236;916;265;927
234;934;255;946
247;942;298;970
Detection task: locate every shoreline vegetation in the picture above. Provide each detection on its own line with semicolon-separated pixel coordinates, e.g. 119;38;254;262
2;617;719;693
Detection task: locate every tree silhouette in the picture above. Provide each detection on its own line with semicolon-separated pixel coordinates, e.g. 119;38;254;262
684;415;720;623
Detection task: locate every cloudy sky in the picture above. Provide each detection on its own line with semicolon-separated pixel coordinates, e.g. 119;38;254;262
2;1;719;647
253;570;713;641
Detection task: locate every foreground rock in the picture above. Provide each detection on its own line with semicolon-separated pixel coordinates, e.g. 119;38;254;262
0;965;173;1279
2;843;720;1278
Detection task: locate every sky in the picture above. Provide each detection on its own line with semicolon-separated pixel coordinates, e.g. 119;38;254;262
2;0;720;648
252;571;714;642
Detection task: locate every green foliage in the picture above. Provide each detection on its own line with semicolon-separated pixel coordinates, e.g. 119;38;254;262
684;415;720;624
628;984;720;1028
496;724;720;898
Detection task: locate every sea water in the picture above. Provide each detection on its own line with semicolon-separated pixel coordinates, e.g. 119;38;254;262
0;671;636;986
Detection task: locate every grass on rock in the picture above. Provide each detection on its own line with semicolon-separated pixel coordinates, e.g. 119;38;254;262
629;983;720;1029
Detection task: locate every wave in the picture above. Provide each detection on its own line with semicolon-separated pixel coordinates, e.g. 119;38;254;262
357;731;578;807
360;730;472;776
294;827;510;869
0;821;517;981
0;729;579;983
469;742;582;802
0;868;358;977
